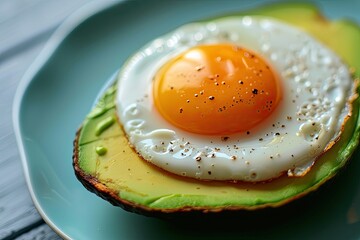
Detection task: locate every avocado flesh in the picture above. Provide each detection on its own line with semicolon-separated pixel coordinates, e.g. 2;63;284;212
74;3;360;213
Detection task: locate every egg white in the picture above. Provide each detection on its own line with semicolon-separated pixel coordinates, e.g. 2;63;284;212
116;16;354;182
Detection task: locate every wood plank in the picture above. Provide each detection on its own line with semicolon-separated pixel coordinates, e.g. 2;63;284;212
0;0;93;238
0;0;90;59
0;40;49;239
0;36;55;240
15;224;61;240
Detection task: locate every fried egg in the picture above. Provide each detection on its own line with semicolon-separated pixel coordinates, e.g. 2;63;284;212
116;16;355;182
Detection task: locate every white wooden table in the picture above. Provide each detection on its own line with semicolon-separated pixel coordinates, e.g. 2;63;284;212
0;1;111;238
2;1;360;239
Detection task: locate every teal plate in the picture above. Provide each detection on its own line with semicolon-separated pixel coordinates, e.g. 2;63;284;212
13;0;360;239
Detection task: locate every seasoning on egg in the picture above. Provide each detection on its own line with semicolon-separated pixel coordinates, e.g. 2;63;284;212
195;65;204;71
116;15;355;183
221;136;229;141
209;153;215;158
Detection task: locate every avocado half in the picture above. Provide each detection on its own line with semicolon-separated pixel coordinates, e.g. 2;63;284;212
73;3;360;217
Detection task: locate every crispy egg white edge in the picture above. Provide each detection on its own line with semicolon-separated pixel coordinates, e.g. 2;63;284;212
116;16;355;182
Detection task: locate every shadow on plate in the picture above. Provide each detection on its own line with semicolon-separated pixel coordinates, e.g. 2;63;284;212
114;147;360;239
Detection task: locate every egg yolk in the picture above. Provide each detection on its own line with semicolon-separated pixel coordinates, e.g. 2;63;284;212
153;44;282;135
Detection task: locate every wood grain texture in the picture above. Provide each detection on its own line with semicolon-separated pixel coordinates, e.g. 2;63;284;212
0;0;90;61
15;223;61;240
0;41;47;240
0;0;93;239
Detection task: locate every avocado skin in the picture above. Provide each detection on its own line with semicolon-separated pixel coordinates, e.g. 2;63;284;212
73;125;355;219
73;3;360;217
74;128;229;218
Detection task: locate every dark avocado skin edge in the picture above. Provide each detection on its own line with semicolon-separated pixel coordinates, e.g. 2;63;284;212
73;130;144;215
73;84;360;218
73;125;358;220
73;127;271;218
73;3;360;218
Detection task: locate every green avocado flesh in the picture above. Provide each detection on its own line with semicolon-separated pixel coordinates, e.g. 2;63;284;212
74;3;360;213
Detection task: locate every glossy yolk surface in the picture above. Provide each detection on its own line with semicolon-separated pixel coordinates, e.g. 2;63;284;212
153;44;282;135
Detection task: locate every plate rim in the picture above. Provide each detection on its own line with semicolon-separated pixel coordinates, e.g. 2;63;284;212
12;1;122;239
11;0;360;239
